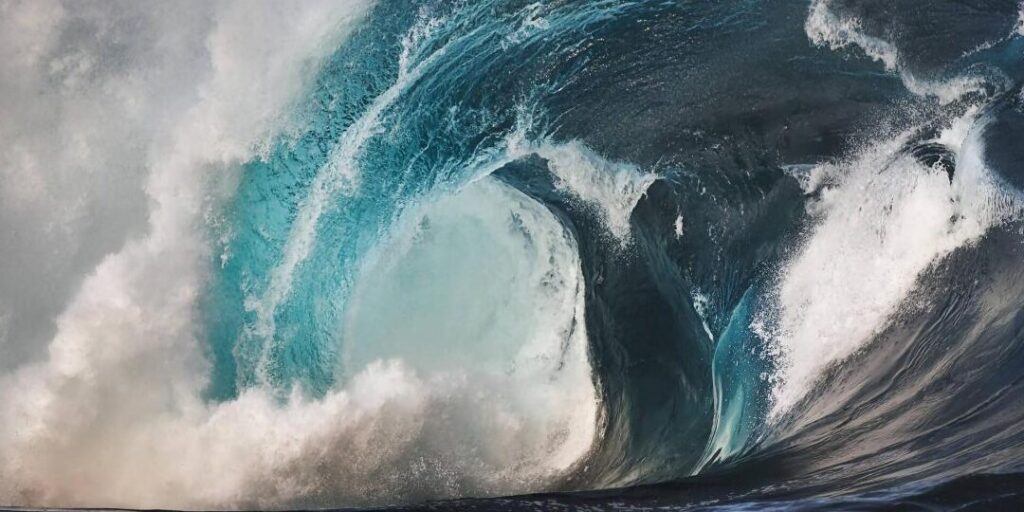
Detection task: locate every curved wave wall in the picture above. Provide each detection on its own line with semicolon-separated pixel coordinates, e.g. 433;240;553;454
4;0;1024;510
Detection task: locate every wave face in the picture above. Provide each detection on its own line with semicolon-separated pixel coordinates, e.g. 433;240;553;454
4;0;1024;510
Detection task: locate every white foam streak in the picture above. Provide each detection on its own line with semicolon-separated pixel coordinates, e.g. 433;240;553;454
250;15;446;375
806;0;899;71
1017;1;1024;35
764;111;1022;417
535;141;657;242
805;0;989;103
498;125;656;242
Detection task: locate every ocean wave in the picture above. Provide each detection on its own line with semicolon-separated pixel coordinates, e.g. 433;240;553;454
5;0;1024;510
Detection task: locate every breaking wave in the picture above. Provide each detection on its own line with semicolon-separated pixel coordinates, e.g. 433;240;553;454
5;1;1024;510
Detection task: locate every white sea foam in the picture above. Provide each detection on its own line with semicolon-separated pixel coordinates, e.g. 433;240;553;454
536;141;656;242
496;124;656;242
782;1;1024;418
0;2;614;507
806;0;899;71
763;110;1023;418
1017;1;1024;35
805;0;990;103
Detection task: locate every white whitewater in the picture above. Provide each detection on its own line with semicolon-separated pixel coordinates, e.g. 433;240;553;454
0;2;654;507
753;0;1024;420
805;0;993;103
764;109;1023;418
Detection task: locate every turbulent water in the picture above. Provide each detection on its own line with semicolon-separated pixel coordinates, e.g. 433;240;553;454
3;0;1024;510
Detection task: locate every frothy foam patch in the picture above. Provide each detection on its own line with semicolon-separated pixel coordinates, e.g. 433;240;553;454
805;0;899;71
0;0;385;507
692;290;714;341
536;141;656;242
805;0;990;103
1017;1;1024;35
499;126;655;242
763;111;1023;418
